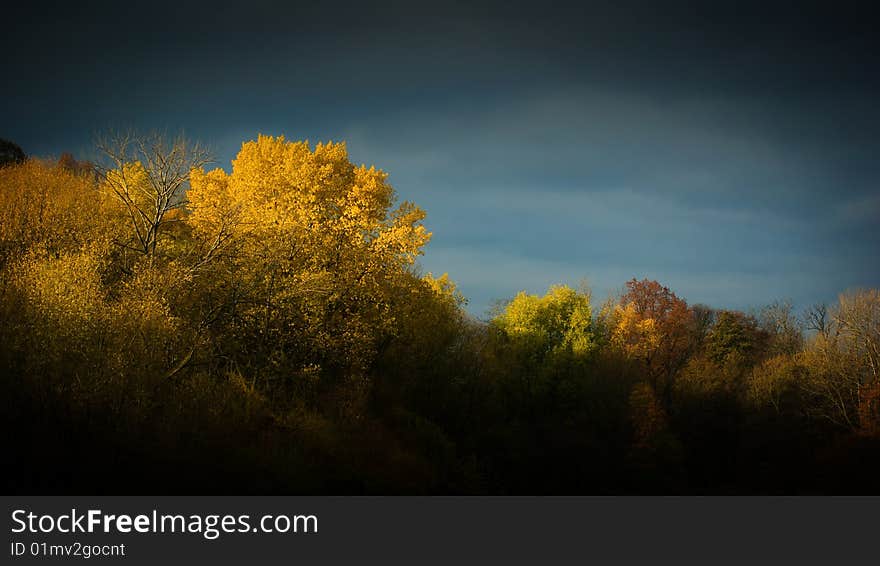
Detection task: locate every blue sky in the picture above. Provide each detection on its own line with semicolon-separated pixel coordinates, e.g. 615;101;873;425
3;1;878;316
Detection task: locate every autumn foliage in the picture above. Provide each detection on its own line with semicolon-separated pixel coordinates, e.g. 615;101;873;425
2;135;879;494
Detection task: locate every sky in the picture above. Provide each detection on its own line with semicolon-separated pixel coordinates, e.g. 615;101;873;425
3;1;878;317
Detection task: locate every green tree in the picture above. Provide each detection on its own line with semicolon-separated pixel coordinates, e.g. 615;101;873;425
705;310;766;367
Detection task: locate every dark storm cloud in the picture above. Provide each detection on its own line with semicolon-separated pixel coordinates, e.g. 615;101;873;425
2;1;878;315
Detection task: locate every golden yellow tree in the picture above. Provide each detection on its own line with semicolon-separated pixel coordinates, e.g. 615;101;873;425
187;135;432;383
0;159;120;264
611;302;661;360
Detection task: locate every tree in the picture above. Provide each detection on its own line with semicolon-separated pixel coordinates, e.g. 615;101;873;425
0;138;26;167
492;284;596;362
612;302;661;361
759;300;803;357
805;303;830;336
488;285;596;423
691;303;716;345
186;135;432;390
747;354;805;415
835;289;880;384
95;131;211;258
705;310;766;368
800;290;880;431
0;159;120;266
613;279;694;405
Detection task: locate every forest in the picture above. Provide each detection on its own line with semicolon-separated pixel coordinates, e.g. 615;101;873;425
1;134;878;494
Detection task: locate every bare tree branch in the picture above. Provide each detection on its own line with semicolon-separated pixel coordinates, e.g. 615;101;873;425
94;130;212;258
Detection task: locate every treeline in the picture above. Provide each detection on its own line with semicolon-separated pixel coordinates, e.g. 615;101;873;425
1;134;878;493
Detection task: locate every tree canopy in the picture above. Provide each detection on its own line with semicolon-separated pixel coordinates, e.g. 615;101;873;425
2;133;879;494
